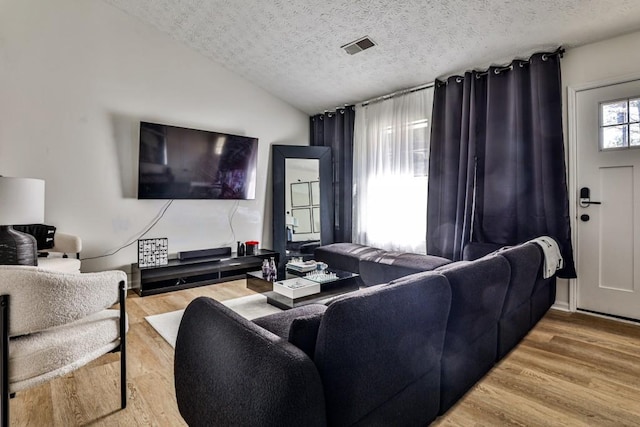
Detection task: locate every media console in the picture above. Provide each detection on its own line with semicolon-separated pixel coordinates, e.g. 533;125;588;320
132;249;279;296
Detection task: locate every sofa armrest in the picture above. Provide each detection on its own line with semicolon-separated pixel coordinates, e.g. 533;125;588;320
175;297;326;427
47;232;82;255
0;266;125;336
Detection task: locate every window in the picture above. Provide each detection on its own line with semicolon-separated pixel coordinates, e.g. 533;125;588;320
353;89;433;253
380;118;430;177
600;97;640;150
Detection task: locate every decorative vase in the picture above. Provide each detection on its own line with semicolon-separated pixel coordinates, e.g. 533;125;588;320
268;257;277;281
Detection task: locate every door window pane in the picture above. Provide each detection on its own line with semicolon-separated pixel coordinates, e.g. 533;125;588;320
600;98;640;150
601;100;628;126
630;123;640;146
630;98;640;122
602;125;628;149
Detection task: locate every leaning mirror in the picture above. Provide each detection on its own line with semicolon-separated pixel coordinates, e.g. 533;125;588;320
287;158;318;241
272;145;333;269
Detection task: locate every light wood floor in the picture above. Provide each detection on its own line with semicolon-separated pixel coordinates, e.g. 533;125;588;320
10;280;640;426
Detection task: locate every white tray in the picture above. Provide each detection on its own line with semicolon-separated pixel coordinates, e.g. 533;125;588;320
273;277;321;299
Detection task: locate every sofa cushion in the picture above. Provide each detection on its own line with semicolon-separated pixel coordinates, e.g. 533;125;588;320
253;304;327;358
314;272;452;426
360;252;451;286
435;255;511;413
494;243;542;358
314;243;386;273
438;256;510;347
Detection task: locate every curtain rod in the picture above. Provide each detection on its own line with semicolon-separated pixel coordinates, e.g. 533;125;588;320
437;47;565;86
346;47;563;110
318;80;434;114
361;81;435;107
320;105;354;117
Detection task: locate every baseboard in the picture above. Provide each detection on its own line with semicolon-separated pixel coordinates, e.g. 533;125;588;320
551;301;570;312
577;309;640;325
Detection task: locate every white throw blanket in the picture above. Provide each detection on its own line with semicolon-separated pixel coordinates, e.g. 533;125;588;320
528;236;563;278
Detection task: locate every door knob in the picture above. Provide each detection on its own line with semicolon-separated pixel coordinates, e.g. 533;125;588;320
579;187;601;208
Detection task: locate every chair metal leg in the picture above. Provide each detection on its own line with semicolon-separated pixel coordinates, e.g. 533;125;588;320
119;281;127;409
1;295;9;427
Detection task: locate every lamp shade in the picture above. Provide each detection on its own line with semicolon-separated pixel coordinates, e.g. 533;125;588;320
0;177;45;225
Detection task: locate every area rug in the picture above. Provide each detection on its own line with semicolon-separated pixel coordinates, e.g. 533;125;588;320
145;293;282;348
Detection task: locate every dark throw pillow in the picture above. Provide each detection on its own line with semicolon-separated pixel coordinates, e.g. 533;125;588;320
253;304;327;359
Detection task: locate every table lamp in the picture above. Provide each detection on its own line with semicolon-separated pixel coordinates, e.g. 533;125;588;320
0;177;45;265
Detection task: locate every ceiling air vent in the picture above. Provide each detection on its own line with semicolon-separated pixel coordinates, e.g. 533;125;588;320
341;36;376;55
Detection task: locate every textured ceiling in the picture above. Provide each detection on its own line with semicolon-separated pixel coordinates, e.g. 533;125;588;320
103;0;640;114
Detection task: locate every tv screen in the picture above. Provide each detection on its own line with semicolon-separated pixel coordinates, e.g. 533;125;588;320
137;121;258;200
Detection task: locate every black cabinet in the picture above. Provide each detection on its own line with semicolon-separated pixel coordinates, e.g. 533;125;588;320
132;249;279;296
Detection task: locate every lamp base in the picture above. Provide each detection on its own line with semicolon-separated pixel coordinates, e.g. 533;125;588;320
0;226;37;266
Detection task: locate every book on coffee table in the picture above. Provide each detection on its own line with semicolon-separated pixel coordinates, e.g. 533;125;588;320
286;260;317;273
273;277;321;299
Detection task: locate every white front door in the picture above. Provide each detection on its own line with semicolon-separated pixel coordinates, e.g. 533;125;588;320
576;79;640;321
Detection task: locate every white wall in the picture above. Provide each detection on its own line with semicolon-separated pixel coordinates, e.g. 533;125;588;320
556;29;640;309
0;0;309;275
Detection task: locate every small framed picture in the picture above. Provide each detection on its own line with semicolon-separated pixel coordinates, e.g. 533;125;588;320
312;206;321;233
138;238;169;268
291;182;310;207
310;181;320;205
291;208;312;234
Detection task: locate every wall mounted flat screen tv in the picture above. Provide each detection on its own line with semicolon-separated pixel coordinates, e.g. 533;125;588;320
137;121;258;200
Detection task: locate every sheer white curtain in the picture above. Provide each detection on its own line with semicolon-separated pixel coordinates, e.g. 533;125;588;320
352;88;434;253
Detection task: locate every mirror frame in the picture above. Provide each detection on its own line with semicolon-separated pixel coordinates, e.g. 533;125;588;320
272;144;333;267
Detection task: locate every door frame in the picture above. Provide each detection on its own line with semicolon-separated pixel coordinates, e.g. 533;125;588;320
566;71;640;313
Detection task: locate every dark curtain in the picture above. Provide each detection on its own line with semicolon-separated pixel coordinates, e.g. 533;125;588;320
310;106;355;243
426;50;576;278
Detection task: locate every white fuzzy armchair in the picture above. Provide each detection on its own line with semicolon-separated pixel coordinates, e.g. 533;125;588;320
37;232;83;273
0;266;127;426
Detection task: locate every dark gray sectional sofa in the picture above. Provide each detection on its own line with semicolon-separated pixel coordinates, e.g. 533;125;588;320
174;240;557;426
175;273;453;426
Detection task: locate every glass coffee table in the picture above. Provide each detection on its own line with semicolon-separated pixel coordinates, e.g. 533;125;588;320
246;268;360;310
